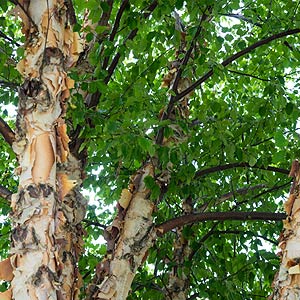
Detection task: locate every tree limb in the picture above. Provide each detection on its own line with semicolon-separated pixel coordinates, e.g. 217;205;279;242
171;7;212;96
227;68;270;82
172;28;300;102
104;0;158;85
0;80;19;90
220;13;262;27
214;230;278;245
194;162;289;179
156;211;286;235
102;0;127;70
0;117;15;146
0;30;20;46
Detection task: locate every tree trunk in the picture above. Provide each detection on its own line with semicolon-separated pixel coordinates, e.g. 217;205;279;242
165;197;193;300
6;1;85;299
88;162;157;300
271;160;300;299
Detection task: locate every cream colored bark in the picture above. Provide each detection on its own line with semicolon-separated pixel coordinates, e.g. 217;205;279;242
271;160;300;299
89;163;157;300
0;1;85;299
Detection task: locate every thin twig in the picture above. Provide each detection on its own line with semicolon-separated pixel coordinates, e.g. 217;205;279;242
194;162;289;179
172;28;300;102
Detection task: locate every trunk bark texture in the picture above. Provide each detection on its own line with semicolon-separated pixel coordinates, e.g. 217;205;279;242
271;160;300;299
0;1;85;299
88;163;157;300
88;15;193;298
165;197;193;300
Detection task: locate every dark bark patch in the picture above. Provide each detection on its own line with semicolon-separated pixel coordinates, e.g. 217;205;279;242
12;225;28;243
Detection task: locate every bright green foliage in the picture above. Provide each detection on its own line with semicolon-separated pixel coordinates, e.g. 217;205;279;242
1;0;300;299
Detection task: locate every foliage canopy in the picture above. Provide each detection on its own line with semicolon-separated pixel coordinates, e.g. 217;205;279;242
0;0;300;299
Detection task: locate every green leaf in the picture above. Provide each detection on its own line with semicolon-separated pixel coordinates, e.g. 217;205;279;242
274;131;287;147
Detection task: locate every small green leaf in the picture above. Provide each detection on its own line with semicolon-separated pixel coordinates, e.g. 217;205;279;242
274;131;287;147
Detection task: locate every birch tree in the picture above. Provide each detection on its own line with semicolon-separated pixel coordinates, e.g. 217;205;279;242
0;0;299;299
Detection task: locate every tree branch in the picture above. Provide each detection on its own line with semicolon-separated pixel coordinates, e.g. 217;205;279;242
156;211;286;235
0;80;19;90
102;0;128;70
220;13;262;27
194;162;289;179
173;28;300;102
171;8;212;96
104;0;158;85
0;117;15;146
227;68;270;82
214;230;278;245
0;30;20;46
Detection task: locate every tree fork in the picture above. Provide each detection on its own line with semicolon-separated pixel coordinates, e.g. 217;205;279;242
0;1;85;299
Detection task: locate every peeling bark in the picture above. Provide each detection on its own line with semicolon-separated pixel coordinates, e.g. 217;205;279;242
165;198;193;300
4;1;86;300
271;160;300;299
88;163;157;300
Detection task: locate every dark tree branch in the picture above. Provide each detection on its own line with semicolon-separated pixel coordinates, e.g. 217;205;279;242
194;162;289;179
172;8;211;95
104;0;158;85
0;30;20;46
0;185;12;201
217;183;266;202
156;211;286;235
173;28;300;102
0;117;15;146
220;13;262;27
85;0;158;110
99;0;114;27
252;181;291;200
102;0;128;70
0;80;19;90
214;230;278;245
83;219;107;229
109;0;129;43
227;68;270;82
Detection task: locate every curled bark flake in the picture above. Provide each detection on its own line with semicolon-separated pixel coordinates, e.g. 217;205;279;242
96;275;117;299
0;258;14;281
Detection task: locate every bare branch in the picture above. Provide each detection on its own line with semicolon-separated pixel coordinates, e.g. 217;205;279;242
0;80;19;90
171;8;212;95
104;0;158;84
227;68;270;82
0;30;20;46
194;162;289;179
173;28;300;102
220;13;262;27
0;117;15;146
156;211;286;235
102;0;130;71
214;230;278;245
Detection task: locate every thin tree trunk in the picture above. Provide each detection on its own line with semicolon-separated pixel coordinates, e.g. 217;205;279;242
271;160;300;299
3;1;85;299
165;197;193;300
87;162;157;300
